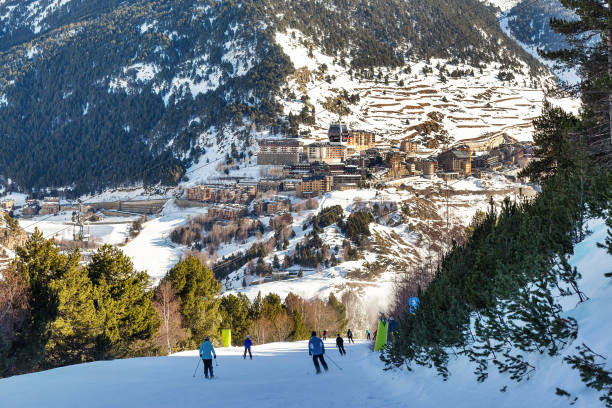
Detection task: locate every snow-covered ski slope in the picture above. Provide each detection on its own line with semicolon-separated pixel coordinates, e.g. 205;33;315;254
1;219;610;408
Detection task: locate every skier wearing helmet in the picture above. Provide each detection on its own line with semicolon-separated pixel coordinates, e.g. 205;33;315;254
199;336;216;379
308;331;328;374
244;335;253;360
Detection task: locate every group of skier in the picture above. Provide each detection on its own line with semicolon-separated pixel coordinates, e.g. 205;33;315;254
198;328;360;377
197;310;408;378
198;334;253;379
308;329;354;373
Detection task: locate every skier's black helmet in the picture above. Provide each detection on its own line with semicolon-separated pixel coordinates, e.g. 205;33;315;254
311;331;317;337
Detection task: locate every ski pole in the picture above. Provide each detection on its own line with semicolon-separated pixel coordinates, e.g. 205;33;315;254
193;358;201;378
326;355;343;370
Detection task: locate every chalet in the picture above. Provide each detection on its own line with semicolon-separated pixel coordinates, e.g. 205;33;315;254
283;163;311;178
332;174;361;191
440;172;460;181
257;180;282;192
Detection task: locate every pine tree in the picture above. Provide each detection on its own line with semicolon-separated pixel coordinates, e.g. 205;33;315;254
261;293;283;321
250;291;263;320
220;293;251;345
291;309;309;340
327;293;348;332
564;343;612;406
520;102;579;182
165;255;221;346
543;0;612;163
87;245;159;358
14;230;64;371
46;249;101;366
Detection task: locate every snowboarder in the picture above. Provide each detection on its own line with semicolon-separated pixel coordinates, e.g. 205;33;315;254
336;334;346;355
347;328;354;344
322;330;327;340
366;329;371;340
308;331;328;374
243;335;253;360
199;336;217;379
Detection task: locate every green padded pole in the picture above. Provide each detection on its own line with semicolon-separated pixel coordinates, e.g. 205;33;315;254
374;321;388;351
221;329;231;347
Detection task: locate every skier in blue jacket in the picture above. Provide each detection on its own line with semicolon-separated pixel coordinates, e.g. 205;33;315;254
199;337;216;379
308;331;328;374
243;335;253;360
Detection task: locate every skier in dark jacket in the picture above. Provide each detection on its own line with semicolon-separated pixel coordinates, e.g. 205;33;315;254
199;336;216;379
388;316;398;341
308;331;328;374
322;330;327;340
336;334;346;355
347;328;354;344
243;335;253;360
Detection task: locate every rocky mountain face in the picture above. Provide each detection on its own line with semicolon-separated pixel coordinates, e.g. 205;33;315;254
0;0;546;194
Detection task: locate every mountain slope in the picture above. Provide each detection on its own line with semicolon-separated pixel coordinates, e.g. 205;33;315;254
505;0;574;53
0;0;547;193
1;219;609;407
499;0;578;83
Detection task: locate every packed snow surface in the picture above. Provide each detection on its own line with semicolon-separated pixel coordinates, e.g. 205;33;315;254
122;202;209;280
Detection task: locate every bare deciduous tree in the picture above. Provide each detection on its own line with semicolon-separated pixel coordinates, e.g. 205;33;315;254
0;264;29;355
251;317;273;344
391;264;435;317
153;281;185;355
271;313;294;342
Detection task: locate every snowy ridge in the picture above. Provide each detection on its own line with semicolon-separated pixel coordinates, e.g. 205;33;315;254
1;219;609;407
499;13;579;85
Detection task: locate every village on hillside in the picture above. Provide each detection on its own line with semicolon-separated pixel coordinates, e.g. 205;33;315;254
0;118;539;304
